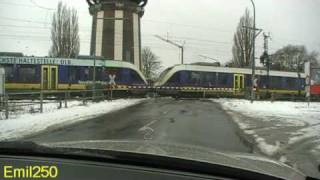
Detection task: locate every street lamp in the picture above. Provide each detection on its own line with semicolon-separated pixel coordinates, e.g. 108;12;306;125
250;0;256;103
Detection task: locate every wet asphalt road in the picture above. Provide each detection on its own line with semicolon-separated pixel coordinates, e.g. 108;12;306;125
27;98;250;153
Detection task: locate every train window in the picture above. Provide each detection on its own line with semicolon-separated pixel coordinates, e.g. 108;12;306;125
158;67;172;82
286;77;297;89
190;71;201;85
311;68;320;84
3;65;15;82
130;70;144;84
217;73;232;87
167;72;180;85
202;72;216;87
106;68;123;84
118;68;128;83
259;76;268;88
270;76;282;89
95;67;104;81
17;65;37;83
246;75;252;87
83;67;90;80
69;67;81;82
179;71;189;85
88;67;94;80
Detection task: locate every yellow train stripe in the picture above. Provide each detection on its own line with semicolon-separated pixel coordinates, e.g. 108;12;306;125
5;83;87;90
58;84;86;90
259;89;305;94
5;83;41;89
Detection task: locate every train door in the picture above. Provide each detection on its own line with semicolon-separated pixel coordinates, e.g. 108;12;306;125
41;66;49;90
41;65;58;90
50;66;58;90
234;74;245;91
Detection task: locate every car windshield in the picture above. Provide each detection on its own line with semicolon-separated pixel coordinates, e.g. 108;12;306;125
0;0;320;179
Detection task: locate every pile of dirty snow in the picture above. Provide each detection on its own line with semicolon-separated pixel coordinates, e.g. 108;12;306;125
0;99;144;141
213;98;320;177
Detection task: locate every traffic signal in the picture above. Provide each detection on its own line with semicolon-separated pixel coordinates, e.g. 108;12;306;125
260;52;268;65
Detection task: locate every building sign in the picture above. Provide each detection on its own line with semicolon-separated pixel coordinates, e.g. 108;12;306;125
0;57;72;65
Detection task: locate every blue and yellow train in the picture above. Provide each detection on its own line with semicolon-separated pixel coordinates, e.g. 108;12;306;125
0;56;148;92
155;64;307;97
0;55;310;98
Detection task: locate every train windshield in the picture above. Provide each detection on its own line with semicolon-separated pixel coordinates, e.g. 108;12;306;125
311;68;320;85
0;0;320;179
157;67;173;81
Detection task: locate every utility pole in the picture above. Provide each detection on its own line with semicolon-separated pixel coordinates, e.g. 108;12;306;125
295;54;302;95
92;13;97;100
155;35;185;64
251;0;256;103
242;24;262;101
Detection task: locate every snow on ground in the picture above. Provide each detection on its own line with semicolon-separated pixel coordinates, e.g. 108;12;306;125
0;100;84;120
0;99;144;141
213;98;320;177
213;99;320;153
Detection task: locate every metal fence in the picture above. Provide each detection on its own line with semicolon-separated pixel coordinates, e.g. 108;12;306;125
0;89;116;120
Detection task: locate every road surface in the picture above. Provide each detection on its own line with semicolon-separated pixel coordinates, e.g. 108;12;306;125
27;98;250;153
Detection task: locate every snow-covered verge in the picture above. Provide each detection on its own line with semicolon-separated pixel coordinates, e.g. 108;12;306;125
0;100;84;120
0;99;144;141
213;98;320;178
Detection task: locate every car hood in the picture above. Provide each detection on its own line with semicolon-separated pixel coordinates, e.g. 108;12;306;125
42;140;305;180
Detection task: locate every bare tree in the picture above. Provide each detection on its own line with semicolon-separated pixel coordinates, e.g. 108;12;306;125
49;2;80;58
141;47;161;81
271;45;319;71
230;9;254;68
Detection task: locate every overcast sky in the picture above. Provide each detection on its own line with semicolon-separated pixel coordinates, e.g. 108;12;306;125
0;0;320;69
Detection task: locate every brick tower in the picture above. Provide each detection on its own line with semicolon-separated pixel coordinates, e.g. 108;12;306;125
86;0;147;70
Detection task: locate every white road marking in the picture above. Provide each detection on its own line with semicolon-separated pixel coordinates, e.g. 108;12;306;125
138;120;157;132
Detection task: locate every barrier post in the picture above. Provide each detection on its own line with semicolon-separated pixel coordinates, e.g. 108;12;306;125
40;91;43;113
58;96;62;109
103;90;107;101
58;92;62;109
5;95;9;119
64;91;68;108
82;91;86;105
110;87;113;101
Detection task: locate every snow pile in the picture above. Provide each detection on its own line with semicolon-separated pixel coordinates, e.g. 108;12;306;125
214;98;320;177
216;99;318;126
213;99;320;155
0;99;144;141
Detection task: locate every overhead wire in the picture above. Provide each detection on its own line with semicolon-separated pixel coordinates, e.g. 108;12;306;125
29;0;55;11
